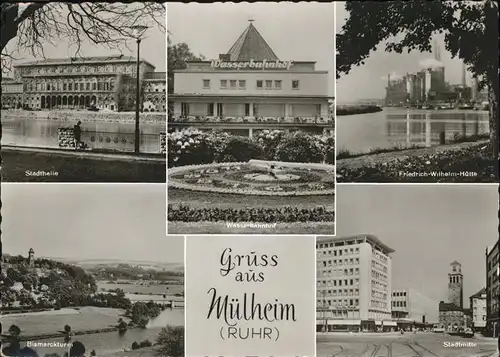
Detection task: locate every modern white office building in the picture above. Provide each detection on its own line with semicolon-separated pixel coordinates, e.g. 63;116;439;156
316;235;395;332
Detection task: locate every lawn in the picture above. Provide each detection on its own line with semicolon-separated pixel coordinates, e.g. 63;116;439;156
168;221;335;234
1;307;126;336
168;188;335;210
1;150;166;182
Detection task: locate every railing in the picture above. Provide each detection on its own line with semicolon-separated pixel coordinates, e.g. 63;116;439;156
81;130;160;152
168;115;334;124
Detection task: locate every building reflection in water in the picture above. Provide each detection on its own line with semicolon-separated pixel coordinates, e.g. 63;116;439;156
387;111;487;148
1;118;164;153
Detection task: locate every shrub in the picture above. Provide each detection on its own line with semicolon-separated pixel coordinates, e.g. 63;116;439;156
168;130;334;167
219;136;264;162
168;204;335;223
254;130;286;159
139;340;152;348
275;132;324;163
156;326;184;357
167;129;212;167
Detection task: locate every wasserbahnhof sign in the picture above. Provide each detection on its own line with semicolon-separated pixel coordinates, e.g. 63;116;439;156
211;59;292;70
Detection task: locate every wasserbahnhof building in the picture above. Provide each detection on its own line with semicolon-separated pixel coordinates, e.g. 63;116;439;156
169;22;334;137
1;55;166;112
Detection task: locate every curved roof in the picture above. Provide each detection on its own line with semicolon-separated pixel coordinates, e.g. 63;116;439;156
227;23;279;61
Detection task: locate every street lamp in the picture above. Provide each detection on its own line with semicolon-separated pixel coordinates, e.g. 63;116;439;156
130;25;149;154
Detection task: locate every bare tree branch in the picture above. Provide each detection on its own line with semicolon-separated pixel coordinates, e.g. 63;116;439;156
1;2;165;72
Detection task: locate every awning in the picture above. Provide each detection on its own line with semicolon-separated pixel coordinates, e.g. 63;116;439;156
376;320;397;326
328;319;361;326
383;321;398;326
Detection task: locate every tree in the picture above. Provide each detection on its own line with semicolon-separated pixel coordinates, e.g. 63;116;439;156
1;3;165;71
336;0;499;158
156;326;184;357
3;325;22;356
69;341;85;357
167;35;205;94
117;318;128;333
8;324;21;337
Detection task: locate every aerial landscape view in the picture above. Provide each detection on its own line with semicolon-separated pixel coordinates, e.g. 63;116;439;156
1;184;184;357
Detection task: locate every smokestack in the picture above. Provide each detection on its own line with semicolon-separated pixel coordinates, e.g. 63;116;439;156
462;62;466;87
433;38;441;62
472;77;479;101
388;74;390;87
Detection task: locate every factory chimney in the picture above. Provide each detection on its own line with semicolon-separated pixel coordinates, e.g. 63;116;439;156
433;38;441;62
472;77;479;101
461;62;466;88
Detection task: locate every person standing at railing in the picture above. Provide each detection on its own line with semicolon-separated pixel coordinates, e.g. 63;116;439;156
74;121;82;150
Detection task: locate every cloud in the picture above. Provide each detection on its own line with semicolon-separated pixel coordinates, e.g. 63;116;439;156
419;58;444;69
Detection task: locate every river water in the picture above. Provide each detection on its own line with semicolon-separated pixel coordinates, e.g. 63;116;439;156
1;117;165;154
336;108;489;154
20;308;184;357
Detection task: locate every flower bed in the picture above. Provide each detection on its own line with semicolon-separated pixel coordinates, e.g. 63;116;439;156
337;142;498;183
168;162;335;196
168;204;335;223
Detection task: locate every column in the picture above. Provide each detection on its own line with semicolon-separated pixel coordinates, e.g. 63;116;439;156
320;103;329;117
249;128;253;138
284;103;289;117
249;102;254;117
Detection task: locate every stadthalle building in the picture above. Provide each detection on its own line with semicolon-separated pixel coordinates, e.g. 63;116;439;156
169;21;334;137
1;55;166;112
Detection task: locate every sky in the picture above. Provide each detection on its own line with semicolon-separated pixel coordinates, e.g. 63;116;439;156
2;3;166;73
336;2;473;104
168;2;335;96
336;184;498;309
1;184;183;264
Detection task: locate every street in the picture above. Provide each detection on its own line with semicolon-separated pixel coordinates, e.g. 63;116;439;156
317;332;498;357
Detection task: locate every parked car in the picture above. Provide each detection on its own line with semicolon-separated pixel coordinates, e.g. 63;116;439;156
463;328;474;338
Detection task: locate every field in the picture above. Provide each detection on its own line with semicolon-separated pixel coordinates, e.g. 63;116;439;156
1;307;125;336
97;282;184;296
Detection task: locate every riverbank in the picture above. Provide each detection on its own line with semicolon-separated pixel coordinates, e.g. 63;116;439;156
337;141;498;183
336;105;383;116
2;326;128;343
1;109;165;124
1;146;166;182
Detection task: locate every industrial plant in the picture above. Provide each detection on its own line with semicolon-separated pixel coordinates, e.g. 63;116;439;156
385;40;488;110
